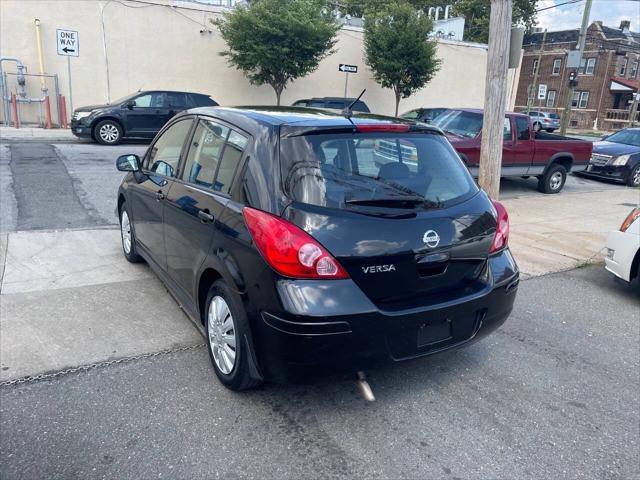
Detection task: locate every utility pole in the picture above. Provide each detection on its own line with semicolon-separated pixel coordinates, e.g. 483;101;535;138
527;29;547;115
478;0;512;200
559;0;593;135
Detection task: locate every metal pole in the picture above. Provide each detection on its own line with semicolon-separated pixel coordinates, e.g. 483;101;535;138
560;0;593;135
53;73;62;127
100;2;112;103
344;72;349;99
67;56;74;114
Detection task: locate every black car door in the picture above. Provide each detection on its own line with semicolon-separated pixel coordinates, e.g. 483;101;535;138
164;117;250;298
128;118;194;270
124;92;172;136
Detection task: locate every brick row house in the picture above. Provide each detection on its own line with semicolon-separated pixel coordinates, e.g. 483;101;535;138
514;20;639;130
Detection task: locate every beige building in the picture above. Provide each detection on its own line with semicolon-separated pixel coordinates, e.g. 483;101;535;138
0;0;520;126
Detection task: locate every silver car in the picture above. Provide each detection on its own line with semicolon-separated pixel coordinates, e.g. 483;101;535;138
527;111;560;133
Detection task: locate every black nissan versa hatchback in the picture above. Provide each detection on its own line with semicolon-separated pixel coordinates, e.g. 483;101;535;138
115;106;519;391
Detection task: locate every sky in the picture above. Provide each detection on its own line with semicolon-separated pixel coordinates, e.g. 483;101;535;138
535;0;640;32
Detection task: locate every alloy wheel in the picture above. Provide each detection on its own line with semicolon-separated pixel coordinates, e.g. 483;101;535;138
632;166;640;187
121;210;132;254
208;296;237;374
549;171;563;190
99;123;119;143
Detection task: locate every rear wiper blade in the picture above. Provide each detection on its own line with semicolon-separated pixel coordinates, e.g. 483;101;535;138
345;196;427;208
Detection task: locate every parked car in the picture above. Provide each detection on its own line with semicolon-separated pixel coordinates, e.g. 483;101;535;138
400;107;447;124
292;97;371;113
526;111;561;132
576;128;640;187
71;90;218;145
430;108;593;193
115;106;519;391
605;208;640;284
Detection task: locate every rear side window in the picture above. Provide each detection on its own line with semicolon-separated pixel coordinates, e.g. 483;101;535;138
166;92;188;108
215;130;249;193
181;119;229;188
189;94;217;107
280;132;477;209
515;117;530;140
309;100;325;108
326;101;346;110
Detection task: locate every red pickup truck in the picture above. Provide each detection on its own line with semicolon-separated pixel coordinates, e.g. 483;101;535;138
431;108;593;193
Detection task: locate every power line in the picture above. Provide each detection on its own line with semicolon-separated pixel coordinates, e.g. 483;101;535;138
535;0;583;13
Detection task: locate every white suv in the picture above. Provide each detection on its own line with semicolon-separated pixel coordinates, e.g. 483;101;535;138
605;208;640;283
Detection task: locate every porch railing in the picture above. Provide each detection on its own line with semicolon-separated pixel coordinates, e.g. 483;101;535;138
603;109;640;123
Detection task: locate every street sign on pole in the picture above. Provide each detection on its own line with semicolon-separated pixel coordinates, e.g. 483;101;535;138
537;84;547;100
56;29;79;57
57;29;78;119
339;64;358;73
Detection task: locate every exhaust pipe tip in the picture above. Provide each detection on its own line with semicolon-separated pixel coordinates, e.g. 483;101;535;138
355;371;375;402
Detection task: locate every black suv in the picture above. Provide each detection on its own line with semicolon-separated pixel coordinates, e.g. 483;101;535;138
292;97;371;113
71;90;217;145
116;107;519;390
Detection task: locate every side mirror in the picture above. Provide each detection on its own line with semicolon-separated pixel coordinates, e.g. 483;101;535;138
116;154;141;172
125;100;136;110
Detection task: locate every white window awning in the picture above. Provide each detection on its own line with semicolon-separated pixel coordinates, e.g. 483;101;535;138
610;80;633;92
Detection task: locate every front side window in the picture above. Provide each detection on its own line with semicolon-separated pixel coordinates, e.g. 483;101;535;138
146;119;193;177
134;92;165;108
515;117;530;140
181;119;229;188
546;90;556;107
552;59;561;75
280;132;478;209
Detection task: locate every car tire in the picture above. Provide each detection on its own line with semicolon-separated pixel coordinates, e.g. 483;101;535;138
94;119;123;145
627;164;640;187
205;280;262;391
119;202;142;263
546;128;555;133
538;164;567;194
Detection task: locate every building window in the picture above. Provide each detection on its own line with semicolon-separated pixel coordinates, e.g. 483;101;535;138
552;59;561;75
631;61;638;79
571;91;589;108
546;90;556;107
532;59;539;75
619;58;628;76
579;91;589;109
579;58;596;75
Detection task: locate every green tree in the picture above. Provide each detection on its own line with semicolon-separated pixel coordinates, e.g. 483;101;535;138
364;2;441;116
215;0;340;105
339;0;538;44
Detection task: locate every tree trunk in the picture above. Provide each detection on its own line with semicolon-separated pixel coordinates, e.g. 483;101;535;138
273;84;283;106
394;89;401;117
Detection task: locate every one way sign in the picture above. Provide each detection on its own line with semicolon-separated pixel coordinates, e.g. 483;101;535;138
57;29;79;57
339;64;358;73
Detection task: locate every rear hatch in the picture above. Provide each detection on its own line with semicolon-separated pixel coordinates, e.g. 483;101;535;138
279;126;497;309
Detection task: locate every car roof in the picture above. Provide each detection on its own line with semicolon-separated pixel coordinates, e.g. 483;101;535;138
185;106;441;132
444;107;529;118
138;90;212;96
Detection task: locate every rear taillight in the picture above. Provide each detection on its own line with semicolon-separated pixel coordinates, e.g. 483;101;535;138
620;208;640;232
490;200;509;253
243;207;349;279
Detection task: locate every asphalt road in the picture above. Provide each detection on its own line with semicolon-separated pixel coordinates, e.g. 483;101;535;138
1;265;638;479
1;141;638;479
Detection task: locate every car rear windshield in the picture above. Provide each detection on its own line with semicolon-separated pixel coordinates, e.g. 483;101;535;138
280;132;478;209
431;110;483;138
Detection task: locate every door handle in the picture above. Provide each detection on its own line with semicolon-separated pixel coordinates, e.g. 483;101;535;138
198;210;214;223
156;191;165;201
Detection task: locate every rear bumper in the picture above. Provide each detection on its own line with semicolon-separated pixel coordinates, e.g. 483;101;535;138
251;249;519;382
576;164;631;183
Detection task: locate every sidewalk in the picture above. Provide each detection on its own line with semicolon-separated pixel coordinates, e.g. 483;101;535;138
502;187;640;278
0;125;76;142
